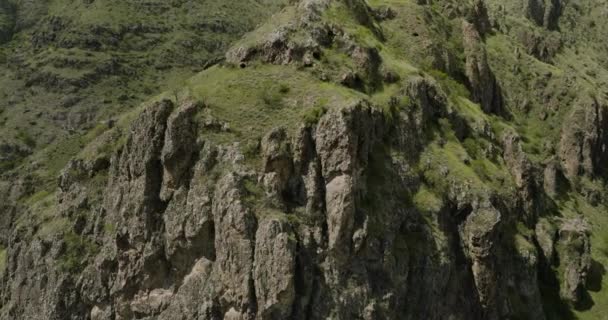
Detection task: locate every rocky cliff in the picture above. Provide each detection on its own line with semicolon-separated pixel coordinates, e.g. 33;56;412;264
1;0;608;319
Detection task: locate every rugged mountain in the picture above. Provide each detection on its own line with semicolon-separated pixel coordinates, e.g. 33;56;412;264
1;0;608;319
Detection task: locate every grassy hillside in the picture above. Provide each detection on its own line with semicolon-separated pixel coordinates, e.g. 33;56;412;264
0;0;290;185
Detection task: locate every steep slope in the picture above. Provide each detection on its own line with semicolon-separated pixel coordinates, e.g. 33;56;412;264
1;0;608;319
0;0;290;181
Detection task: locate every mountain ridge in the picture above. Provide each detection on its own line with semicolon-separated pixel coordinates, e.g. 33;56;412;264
1;0;608;319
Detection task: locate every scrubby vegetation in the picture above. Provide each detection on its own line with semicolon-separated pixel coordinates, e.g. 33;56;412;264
59;231;99;273
2;0;608;319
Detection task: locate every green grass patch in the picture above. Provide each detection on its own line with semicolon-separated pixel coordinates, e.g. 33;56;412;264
413;185;443;214
15;129;36;148
426;69;470;101
188;63;364;140
59;232;99;273
0;245;6;275
302;103;328;126
103;222;116;234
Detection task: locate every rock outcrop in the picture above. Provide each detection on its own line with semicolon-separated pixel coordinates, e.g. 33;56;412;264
225;0;333;66
102;99;174;319
525;0;563;30
0;78;596;320
160;101;199;201
519;29;562;62
254;218;297;319
468;0;492;36
557;218;592;305
559;96;608;180
0;0;606;319
462;206;501;318
462;20;504;115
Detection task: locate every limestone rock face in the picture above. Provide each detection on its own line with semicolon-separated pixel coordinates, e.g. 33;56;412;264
557;218;592;305
314;102;383;269
519;29;562;62
101;99;174;319
559;96;608;180
225;0;333;66
162;175;215;276
104;99;173;244
462;20;503;115
469;0;492;36
462;206;501;317
156;258;215;320
543;157;563;197
535;218;558;263
0;84;594;320
0;233;87;320
324;174;355;255
211;173;257;317
261;127;294;204
525;0;563;30
503;131;534;190
315;102;382;180
1;1;605;319
160;101;199;201
6;84;562;320
390;76;448;155
254;218;297;319
502;130;540;223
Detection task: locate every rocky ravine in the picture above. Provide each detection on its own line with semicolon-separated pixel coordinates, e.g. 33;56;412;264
1;0;607;319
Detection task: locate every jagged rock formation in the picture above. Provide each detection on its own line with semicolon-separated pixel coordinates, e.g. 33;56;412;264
0;87;563;319
454;0;505;115
557;218;592;305
525;0;563;30
559;95;608;180
1;0;608;319
462;20;504;115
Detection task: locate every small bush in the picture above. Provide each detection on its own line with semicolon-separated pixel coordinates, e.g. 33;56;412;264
427;69;470;99
386;95;412;123
462;138;481;159
103;223;116;234
260;87;283;109
303;104;328;125
0;159;17;172
243;177;265;209
242;138;260;159
16;129;36;148
0;246;6;273
59;232;99;273
278;83;290;94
